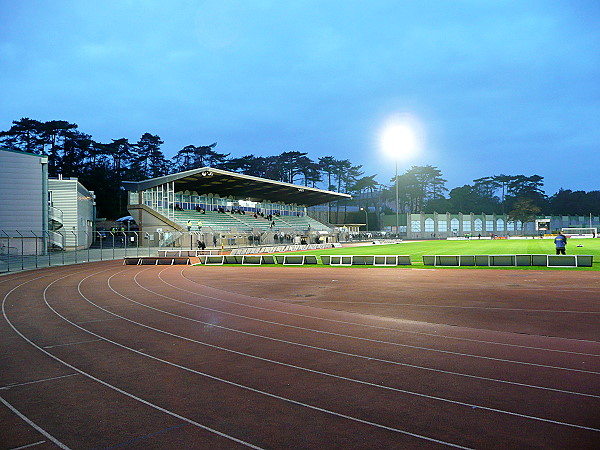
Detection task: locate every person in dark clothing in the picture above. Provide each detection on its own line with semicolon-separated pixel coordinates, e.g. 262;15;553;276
554;231;567;255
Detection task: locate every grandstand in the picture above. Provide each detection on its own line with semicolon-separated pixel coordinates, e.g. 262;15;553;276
123;167;349;247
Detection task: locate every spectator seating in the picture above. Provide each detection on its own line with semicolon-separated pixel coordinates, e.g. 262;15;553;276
171;210;331;234
274;215;332;232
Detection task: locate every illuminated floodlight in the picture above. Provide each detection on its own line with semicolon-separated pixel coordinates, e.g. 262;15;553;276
380;115;420;161
379;114;423;236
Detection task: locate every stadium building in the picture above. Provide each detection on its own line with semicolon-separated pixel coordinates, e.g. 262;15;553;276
122;167;351;248
384;212;599;239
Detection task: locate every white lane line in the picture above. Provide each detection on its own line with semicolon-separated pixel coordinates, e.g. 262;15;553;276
130;270;600;374
77;318;121;324
126;271;600;398
43;339;102;349
0;396;69;449
304;300;600;314
41;269;472;450
10;440;46;449
2;270;262;450
173;268;600;354
100;271;600;431
1;374;79;390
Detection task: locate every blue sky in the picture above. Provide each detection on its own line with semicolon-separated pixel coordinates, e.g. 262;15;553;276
1;0;599;195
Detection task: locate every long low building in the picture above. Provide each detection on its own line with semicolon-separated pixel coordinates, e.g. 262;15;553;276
122;167;351;247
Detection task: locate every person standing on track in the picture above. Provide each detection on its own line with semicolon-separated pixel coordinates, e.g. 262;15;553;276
554;231;567;255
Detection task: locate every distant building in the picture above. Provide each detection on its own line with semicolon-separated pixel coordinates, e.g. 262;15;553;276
382;212;599;239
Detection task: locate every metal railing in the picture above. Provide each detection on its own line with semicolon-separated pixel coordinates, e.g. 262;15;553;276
0;228;342;274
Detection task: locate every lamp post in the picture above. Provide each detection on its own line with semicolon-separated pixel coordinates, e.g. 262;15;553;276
381;119;418;238
360;207;368;233
394;159;399;237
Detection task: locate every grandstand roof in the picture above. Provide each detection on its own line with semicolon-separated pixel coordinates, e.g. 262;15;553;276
122;167;351;206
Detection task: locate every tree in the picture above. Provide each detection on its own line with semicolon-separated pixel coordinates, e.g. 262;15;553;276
389;165;447;213
39;120;78;175
171;142;227;172
508;198;541;225
0;117;45;154
299;160;321;187
278;151;310;184
60;130;95;177
133;133;167;179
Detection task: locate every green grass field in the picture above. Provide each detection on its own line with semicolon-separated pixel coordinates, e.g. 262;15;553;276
282;238;600;270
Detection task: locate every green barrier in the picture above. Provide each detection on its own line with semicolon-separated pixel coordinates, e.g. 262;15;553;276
489;255;516;266
547;255;577;267
515;255;532;266
576;255;593;267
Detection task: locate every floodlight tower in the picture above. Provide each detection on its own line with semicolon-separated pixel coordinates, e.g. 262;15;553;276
381;118;419;236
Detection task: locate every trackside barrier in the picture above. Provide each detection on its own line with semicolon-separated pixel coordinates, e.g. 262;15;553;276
123;257;191;265
422;254;594;267
546;255;594;267
197;254;277;265
242;255;276;265
321;255;411;266
274;255;319;265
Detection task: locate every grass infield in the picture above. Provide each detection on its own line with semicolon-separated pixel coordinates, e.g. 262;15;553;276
275;238;600;270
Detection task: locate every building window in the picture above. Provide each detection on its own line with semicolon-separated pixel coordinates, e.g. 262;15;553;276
474;218;483;231
451;218;459;232
411;220;421;232
496;218;504;231
438;220;447;232
463;220;471;232
425;218;434;232
486;220;494;231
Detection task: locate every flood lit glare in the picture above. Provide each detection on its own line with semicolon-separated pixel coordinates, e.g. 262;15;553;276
380;115;422;160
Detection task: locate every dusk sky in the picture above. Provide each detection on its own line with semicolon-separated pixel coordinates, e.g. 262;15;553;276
1;1;599;195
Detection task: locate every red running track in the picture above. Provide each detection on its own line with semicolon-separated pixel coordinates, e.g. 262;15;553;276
1;261;599;449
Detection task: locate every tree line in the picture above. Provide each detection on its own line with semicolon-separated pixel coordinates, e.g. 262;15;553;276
1;118;598;225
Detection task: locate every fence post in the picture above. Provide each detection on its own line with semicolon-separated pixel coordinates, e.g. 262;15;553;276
32;230;39;268
110;232;115;260
71;230;77;264
47;231;51;266
15;230;24;271
2;231;9;273
97;231;103;261
61;231;65;265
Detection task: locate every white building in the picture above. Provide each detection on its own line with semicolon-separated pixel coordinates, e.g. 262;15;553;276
0;148;49;255
0;148;95;255
48;177;95;250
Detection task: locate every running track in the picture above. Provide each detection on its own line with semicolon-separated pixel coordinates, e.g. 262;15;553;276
1;261;599;448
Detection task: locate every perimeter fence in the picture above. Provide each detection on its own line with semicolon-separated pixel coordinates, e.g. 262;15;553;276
0;230;242;274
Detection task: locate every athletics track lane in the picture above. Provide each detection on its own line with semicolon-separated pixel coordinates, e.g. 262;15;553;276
1;261;599;448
